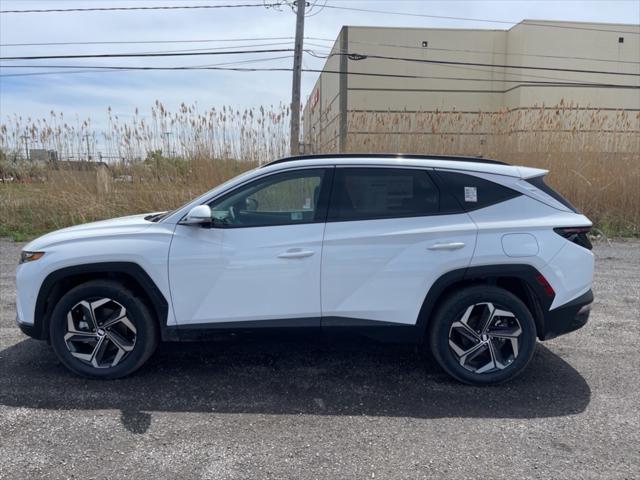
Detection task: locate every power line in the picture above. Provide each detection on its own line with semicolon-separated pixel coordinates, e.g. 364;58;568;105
326;52;640;77
305;44;637;87
0;3;280;14
321;5;640;35
5;0;636;37
7;48;633;78
1;63;637;90
122;41;297;56
304;48;631;86
177;53;294;68
0;54;294;78
5;61;632;90
2;68;632;88
0;36;302;47
0;48;295;61
4;0;636;38
305;38;640;66
4;35;636;67
305;0;328;18
4;34;637;67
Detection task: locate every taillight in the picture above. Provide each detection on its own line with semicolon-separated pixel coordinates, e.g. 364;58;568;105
554;226;592;250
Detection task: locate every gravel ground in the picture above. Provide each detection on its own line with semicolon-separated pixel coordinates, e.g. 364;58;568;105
0;238;639;479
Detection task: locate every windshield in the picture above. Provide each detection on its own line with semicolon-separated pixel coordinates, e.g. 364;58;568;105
161;166;261;223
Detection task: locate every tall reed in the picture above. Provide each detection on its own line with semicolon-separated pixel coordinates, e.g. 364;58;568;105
0;101;638;239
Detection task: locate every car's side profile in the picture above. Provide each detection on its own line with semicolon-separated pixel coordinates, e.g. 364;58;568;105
15;154;594;384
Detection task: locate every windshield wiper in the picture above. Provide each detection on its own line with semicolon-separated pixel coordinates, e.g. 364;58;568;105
144;212;169;222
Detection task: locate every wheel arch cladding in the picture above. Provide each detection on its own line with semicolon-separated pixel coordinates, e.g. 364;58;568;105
417;264;552;341
33;262;169;341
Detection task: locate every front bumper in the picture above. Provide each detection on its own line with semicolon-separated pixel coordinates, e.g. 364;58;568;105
16;300;41;339
16;315;39;339
541;289;593;340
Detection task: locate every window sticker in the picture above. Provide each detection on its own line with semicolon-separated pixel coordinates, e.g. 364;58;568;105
464;186;478;203
291;211;303;221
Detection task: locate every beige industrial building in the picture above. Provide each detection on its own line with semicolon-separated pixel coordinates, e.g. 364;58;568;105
303;20;640;155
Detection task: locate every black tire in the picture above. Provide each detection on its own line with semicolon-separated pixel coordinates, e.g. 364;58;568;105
49;280;158;379
428;285;537;385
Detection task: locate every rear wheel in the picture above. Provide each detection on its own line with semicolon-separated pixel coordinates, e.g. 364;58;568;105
429;285;537;385
49;280;158;379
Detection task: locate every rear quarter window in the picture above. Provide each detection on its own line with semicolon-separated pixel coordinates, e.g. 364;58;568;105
525;176;578;213
434;170;522;212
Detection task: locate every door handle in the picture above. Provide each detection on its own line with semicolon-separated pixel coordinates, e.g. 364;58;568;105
428;242;465;251
277;248;315;259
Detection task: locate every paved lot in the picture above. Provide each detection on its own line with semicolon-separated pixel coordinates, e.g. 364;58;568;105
0;238;639;479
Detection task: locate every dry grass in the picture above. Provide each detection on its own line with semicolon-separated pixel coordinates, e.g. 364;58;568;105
1;101;639;240
0;157;256;240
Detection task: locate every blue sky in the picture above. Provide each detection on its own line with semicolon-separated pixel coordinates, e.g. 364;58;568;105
1;0;639;127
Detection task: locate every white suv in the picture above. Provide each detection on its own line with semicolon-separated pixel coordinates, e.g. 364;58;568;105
15;154;594;384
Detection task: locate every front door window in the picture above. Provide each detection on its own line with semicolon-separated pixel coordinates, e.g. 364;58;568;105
210;168;327;228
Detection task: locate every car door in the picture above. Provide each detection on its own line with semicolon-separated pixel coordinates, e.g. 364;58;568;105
168;167;333;327
321;166;477;326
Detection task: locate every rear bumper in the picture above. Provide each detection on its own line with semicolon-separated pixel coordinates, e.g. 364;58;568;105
540;289;593;340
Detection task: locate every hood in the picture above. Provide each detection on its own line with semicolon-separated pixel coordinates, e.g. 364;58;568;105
24;213;158;251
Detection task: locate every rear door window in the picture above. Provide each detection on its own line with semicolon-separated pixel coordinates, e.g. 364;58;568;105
328;168;439;221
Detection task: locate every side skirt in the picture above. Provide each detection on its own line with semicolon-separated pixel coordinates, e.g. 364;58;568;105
164;317;422;343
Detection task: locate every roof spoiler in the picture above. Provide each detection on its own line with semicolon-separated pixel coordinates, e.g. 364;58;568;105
517;166;549;179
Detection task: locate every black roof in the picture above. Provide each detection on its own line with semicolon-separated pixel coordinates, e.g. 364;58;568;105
262;153;508;168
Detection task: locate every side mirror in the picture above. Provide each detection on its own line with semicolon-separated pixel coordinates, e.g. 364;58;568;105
181;205;212;226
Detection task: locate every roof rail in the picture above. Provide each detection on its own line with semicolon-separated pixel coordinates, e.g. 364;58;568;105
262;153;509;168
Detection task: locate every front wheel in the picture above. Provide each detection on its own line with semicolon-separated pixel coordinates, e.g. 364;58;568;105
49;280;158;379
428;285;537;385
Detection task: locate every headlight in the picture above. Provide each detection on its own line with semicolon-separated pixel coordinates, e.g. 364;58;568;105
19;251;45;264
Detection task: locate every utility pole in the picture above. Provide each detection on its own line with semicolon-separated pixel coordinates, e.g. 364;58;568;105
289;0;306;156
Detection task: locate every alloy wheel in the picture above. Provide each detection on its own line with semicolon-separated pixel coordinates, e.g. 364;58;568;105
448;302;522;374
63;298;137;368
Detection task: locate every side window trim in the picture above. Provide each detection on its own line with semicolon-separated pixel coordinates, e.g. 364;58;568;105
206;166;335;228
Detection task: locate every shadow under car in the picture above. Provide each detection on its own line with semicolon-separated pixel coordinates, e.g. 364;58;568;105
0;334;590;432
